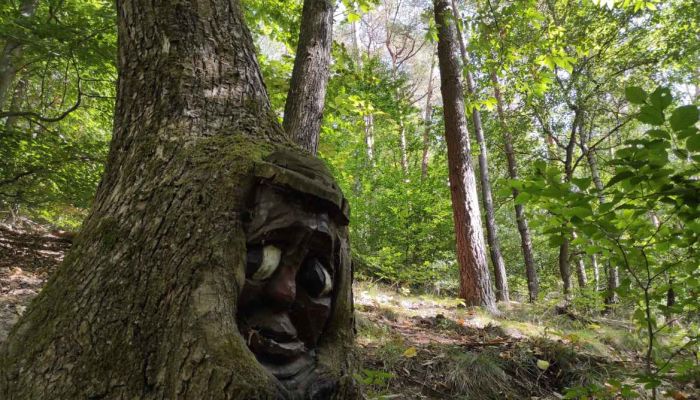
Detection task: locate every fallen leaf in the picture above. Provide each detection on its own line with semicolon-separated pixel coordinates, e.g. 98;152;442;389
403;346;418;358
536;359;550;370
667;390;688;400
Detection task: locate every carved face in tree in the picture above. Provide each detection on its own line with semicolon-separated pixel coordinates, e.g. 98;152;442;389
237;150;350;393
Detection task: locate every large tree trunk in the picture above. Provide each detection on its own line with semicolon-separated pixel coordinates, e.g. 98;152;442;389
434;0;496;313
491;71;539;302
0;0;38;111
0;1;356;399
284;0;335;155
450;0;508;302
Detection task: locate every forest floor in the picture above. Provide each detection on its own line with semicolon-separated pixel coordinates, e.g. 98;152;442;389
353;282;649;399
0;222;696;399
0;220;71;342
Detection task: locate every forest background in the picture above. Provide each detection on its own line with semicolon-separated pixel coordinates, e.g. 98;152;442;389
0;0;698;398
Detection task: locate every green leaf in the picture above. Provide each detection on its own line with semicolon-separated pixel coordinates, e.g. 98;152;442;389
649;87;672;110
646;129;670;140
625;86;646;104
548;235;565;247
637;106;664;125
536;359;550;370
515;192;531;205
673;148;689;159
571;177;592;190
670;105;699;131
605;170;634;188
687;134;700;152
403;347;417;358
347;12;361;23
676;126;698;139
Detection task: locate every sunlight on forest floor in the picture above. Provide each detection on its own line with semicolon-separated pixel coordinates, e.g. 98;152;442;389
353;281;665;399
0;223;693;399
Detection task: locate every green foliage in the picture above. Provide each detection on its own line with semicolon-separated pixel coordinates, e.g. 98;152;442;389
0;0;116;228
320;50;457;288
518;85;699;395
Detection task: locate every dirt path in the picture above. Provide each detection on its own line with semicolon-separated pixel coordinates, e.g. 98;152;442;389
0;222;71;341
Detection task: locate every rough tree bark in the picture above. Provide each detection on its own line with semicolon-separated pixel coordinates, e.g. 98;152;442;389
491;71;539;302
450;0;508;302
0;1;356;399
434;0;496;313
0;0;38;111
284;0;335;155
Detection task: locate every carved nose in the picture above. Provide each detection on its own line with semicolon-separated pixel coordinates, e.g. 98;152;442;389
266;263;296;307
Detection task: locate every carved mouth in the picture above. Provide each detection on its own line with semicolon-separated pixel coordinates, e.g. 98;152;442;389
248;329;306;358
246;329;313;379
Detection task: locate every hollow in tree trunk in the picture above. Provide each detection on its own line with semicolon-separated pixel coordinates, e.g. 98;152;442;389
0;1;356;399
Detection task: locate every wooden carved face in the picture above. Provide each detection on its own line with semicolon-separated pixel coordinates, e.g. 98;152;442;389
238;182;341;385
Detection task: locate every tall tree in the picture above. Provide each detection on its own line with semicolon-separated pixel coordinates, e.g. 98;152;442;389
284;0;335;154
450;0;508;302
490;71;539;302
421;52;436;179
0;1;356;398
434;0;496;313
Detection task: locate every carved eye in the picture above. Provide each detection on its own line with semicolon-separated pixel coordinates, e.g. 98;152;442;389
299;258;332;297
246;245;281;281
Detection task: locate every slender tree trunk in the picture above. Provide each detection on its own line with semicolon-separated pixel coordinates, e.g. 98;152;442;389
350;2;362;66
491;72;539;302
0;0;38;111
559;239;572;298
434;0;496;313
606;263;620;305
557;110;582;300
0;1;356;398
284;0;335;154
649;213;676;320
590;252;600;291
576;258;587;288
572;231;588;288
421;54;436;179
363;114;375;164
398;119;409;175
581;131;618;303
449;0;508;302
